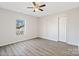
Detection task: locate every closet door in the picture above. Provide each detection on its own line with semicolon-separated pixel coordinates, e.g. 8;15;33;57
58;16;67;42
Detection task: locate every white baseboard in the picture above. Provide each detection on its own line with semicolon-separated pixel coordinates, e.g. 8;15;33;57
67;41;78;46
39;36;78;46
39;36;58;41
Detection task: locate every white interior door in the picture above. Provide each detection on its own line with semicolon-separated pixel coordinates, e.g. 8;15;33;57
58;16;67;42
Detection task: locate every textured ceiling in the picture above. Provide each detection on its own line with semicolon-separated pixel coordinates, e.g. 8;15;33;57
0;2;79;17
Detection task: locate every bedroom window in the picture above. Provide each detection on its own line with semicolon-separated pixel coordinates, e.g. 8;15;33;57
16;19;25;35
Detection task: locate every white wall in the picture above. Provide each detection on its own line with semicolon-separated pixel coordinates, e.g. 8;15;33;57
66;7;79;46
0;7;79;47
0;8;38;46
38;15;58;41
38;7;79;46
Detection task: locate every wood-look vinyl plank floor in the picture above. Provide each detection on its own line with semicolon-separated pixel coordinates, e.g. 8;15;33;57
0;38;79;56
